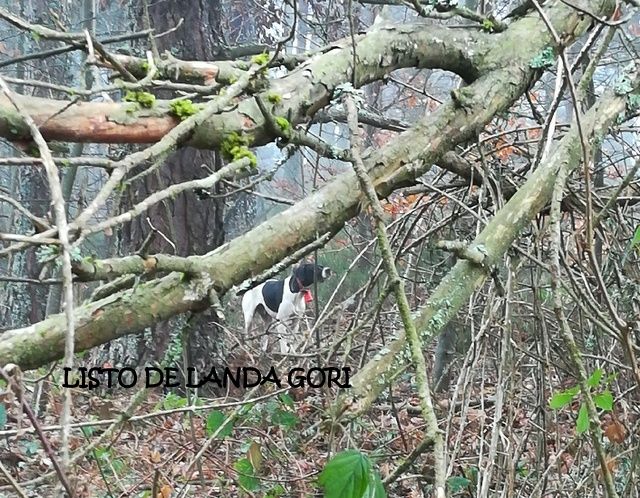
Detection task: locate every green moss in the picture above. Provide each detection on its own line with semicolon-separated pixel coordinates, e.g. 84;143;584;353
124;90;156;108
482;19;495;33
614;76;633;96
0;109;28;138
626;93;640;110
26;143;40;157
141;61;150;73
220;132;257;169
220;132;250;158
251;52;270;66
169;99;198;120
617;93;640;122
267;93;282;104
275;116;291;135
450;87;476;109
229;145;257;169
529;47;555;69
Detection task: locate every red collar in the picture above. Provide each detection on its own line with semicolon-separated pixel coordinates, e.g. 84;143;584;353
302;289;313;303
295;277;313;302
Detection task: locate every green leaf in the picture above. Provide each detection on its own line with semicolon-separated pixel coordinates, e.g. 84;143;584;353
162;392;187;410
279;393;295;408
576;403;589;434
318;450;372;498
587;369;603;388
206;410;234;438
36;244;59;263
94;447;111;461
234;457;260;491
549;391;576;409
566;386;580;396
594;390;614;411
464;465;479;483
0;404;6;429
81;425;96;437
69;247;83;262
112;458;125;474
271;408;298;429
538;288;552;302
632;225;640;248
238;402;254;417
447;475;472;493
265;484;286;497
516;462;529;477
364;472;387;498
20;440;39;457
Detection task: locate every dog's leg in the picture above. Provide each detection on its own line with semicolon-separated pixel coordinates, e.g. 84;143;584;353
287;317;300;353
262;321;273;352
276;322;291;354
285;297;307;353
241;290;258;336
275;300;296;354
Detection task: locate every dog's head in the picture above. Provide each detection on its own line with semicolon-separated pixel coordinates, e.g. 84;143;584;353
293;263;332;289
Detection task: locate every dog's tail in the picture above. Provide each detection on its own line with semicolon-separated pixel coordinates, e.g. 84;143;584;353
229;281;251;301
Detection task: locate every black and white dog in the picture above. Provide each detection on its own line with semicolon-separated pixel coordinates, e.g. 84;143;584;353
242;263;332;353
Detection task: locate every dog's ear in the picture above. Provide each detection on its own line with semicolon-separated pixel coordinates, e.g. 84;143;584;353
292;263;305;281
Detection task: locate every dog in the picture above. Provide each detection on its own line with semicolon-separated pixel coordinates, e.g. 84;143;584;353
241;263;332;353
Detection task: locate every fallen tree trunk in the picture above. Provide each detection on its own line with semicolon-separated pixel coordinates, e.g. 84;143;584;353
340;68;639;419
0;23;481;146
0;0;616;370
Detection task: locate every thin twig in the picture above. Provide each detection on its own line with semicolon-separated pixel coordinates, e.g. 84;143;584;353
0;366;74;496
81;158;250;237
545;112;620;498
0;76;77;469
0;192;51;232
0;459;28;498
345;92;446;497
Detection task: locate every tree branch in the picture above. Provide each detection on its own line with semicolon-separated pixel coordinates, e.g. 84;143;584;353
345;91;446;496
0;23;485;146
